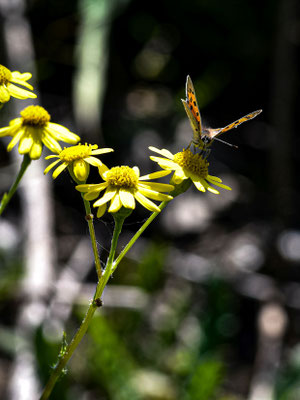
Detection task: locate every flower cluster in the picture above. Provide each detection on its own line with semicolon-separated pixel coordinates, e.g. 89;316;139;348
0;63;232;217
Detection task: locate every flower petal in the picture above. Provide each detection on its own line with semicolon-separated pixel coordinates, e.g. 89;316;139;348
11;71;32;81
132;166;140;177
73;159;89;182
7;128;26;151
138;187;173;202
0;125;16;137
91;148;114;155
149;146;174;159
42;131;62;153
18;133;33;154
84;189;104;201
10;76;33;90
97;204;107;218
0;85;10;103
93;188;116;207
44;159;61;175
29;140;43;160
139;170;171;180
76;182;107;193
45;123;80;143
9;118;23;128
84;156;103;167
52;162;68;178
193;179;206;192
108;193;122;213
206;186;220;195
150;156;179;170
138;182;174;192
134;191;161;212
171;170;186;184
98;163;109;178
206;177;231;190
7;83;37;99
119;189;135;209
207;175;222;183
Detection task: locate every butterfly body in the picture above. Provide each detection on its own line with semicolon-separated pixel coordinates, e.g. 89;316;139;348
181;75;262;151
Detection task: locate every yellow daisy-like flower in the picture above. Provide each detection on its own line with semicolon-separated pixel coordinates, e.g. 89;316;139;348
0;105;80;160
44;143;114;182
76;164;174;218
149;146;231;194
0;64;37;103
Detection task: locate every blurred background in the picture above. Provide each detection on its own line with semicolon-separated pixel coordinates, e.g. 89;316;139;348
0;0;300;399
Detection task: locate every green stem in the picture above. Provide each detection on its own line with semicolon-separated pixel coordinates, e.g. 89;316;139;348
111;200;170;274
82;196;102;280
0;154;31;216
39;210;126;400
39;300;98;400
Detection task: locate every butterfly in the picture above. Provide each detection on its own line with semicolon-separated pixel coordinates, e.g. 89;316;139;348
181;75;262;151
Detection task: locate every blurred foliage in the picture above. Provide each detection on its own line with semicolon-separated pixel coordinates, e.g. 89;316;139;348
183;358;224;400
0;250;23;304
275;345;300;400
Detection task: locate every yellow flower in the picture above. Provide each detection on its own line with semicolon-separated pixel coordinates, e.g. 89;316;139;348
76;164;174;218
0;64;37;103
44;143;114;182
149;146;231;194
0;105;80;159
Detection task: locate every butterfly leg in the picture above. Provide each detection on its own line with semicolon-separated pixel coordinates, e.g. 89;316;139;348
185;140;193;150
201;148;211;160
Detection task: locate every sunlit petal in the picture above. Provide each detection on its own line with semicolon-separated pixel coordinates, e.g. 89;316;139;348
29;140;43;160
91;148;114;155
139;170;171;180
108;193;122;212
119;189;135;209
76;182;107;193
149;146;174;159
138;187;173;201
138;182;174;192
52;162;68;179
44;159;61;175
84;156;103;167
7;83;36;99
134;191;160;212
193;180;206;192
93;188;116;207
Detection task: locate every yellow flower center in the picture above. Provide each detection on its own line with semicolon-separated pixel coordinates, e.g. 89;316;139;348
106;166;139;188
20;105;51;126
59;143;97;162
173;149;209;177
0;65;12;85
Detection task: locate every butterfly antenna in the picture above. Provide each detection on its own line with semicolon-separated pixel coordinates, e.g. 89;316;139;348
214;137;238;148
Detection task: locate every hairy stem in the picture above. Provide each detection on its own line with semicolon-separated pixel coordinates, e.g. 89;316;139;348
0;154;31;215
82;196;102;280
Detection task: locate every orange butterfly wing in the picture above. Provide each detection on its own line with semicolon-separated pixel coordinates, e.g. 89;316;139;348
205;109;263;142
181;76;205;148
